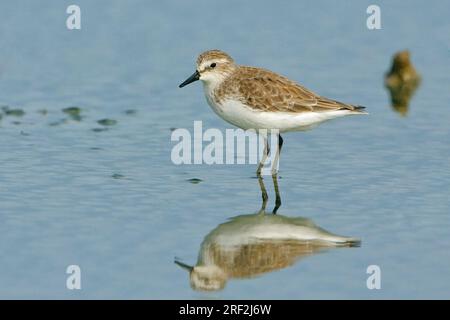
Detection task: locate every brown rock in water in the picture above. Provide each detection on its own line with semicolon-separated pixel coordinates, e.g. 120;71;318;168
385;50;421;116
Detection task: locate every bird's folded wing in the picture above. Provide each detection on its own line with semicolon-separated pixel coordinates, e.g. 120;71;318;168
234;67;358;113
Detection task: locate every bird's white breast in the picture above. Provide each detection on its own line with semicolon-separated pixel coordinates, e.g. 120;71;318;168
203;84;353;132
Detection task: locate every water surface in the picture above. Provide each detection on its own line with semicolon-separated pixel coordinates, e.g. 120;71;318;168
0;0;449;299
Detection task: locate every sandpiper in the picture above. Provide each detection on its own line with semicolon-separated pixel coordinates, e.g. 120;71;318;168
179;50;367;175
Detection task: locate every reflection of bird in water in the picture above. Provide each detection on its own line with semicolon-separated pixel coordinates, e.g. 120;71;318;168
175;176;360;291
385;50;421;116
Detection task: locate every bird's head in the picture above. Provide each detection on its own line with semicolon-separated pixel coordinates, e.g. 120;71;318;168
179;50;237;88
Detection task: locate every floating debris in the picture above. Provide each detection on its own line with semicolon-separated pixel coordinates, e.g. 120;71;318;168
125;109;137;115
49;119;68;126
112;173;126;179
97;119;117;126
37;109;48;116
90;147;103;151
187;178;203;184
11;121;21;125
62;107;83;121
62;107;81;116
92;127;109;132
20;131;30;136
2;106;25;117
385;50;421;116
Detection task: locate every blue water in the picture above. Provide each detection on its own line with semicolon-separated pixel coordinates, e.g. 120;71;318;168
0;0;449;299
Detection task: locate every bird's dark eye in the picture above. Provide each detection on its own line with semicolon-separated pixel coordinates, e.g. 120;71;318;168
210;63;216;68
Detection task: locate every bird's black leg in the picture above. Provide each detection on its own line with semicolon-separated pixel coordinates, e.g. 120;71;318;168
257;174;268;213
272;171;282;214
256;136;269;176
271;133;283;175
278;134;283;153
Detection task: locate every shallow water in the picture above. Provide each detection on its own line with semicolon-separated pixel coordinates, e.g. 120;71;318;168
0;0;449;299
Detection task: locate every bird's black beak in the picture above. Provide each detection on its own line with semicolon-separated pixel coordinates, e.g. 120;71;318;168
179;70;200;88
174;260;194;272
